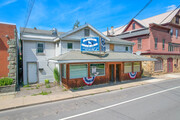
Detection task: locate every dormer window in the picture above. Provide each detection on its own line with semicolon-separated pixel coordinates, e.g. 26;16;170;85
84;28;90;36
176;17;179;24
132;23;135;30
170;28;173;36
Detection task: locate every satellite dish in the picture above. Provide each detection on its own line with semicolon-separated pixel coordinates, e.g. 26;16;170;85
136;51;141;55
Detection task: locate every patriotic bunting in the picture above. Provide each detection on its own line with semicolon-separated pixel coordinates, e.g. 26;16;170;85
128;72;137;79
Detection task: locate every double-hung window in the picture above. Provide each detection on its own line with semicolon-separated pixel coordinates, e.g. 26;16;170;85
84;29;90;36
138;38;142;49
125;46;129;51
162;39;165;50
67;43;73;49
132;23;135;30
176;17;179;24
176;29;178;39
37;42;44;53
154;38;158;49
170;28;173;36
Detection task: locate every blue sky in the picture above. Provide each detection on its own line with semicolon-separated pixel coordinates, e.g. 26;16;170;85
0;0;179;33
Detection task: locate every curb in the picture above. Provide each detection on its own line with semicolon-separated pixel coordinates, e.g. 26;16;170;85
0;76;179;112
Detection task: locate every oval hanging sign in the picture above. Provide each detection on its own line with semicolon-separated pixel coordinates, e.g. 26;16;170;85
81;37;99;51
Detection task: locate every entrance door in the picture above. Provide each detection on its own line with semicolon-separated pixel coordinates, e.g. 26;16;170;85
27;62;38;83
167;58;173;73
116;64;121;81
109;64;114;82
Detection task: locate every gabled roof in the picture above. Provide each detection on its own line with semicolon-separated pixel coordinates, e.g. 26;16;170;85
104;8;180;36
122;18;146;33
59;23;110;41
20;27;64;36
107;36;135;45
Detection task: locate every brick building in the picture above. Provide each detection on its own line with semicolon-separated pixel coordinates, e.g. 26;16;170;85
104;9;180;75
0;22;18;91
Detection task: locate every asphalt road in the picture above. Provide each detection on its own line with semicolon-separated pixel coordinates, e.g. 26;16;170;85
0;78;180;120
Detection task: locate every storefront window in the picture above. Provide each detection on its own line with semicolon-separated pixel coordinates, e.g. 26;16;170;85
62;64;66;78
90;64;105;76
124;62;132;73
70;64;88;79
133;62;140;72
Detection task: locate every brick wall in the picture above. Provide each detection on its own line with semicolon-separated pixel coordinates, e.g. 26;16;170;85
0;23;17;86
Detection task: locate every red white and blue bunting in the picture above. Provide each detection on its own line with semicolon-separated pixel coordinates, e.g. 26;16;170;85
82;76;96;86
128;72;137;79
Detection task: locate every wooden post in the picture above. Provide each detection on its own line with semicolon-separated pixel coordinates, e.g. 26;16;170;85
88;63;90;77
66;64;69;86
114;64;116;83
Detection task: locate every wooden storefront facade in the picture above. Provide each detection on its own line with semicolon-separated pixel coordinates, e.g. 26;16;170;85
61;61;142;88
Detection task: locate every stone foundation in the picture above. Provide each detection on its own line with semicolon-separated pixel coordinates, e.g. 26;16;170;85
6;29;17;92
142;54;180;76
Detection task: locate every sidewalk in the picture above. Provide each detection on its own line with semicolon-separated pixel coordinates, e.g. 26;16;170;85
0;73;180;111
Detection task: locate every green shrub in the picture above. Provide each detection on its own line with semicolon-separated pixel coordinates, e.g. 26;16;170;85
46;84;51;88
23;84;30;88
32;91;52;96
0;77;13;86
53;67;60;83
45;79;49;84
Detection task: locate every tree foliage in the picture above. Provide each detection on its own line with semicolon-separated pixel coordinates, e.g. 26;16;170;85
53;67;60;84
73;20;80;29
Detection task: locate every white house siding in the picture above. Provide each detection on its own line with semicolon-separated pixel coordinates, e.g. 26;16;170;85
55;42;60;56
23;41;56;84
61;41;80;54
105;44;110;51
64;28;100;40
114;45;132;53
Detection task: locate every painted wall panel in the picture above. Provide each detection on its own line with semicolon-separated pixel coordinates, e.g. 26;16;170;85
23;41;56;84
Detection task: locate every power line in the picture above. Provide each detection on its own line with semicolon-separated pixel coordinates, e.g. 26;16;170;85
21;0;35;36
114;0;152;33
160;5;180;24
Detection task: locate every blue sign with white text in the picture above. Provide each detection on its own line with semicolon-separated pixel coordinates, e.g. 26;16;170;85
101;38;106;52
81;37;99;51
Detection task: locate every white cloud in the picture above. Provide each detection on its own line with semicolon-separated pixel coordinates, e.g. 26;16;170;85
166;5;176;12
0;0;17;7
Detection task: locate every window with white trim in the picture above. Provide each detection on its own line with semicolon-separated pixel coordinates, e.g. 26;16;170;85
176;17;179;24
84;28;90;36
37;42;44;53
154;38;158;49
176;29;178;39
124;62;132;73
133;62;140;72
70;64;88;79
90;64;105;77
67;43;73;49
170;28;173;36
162;39;165;50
